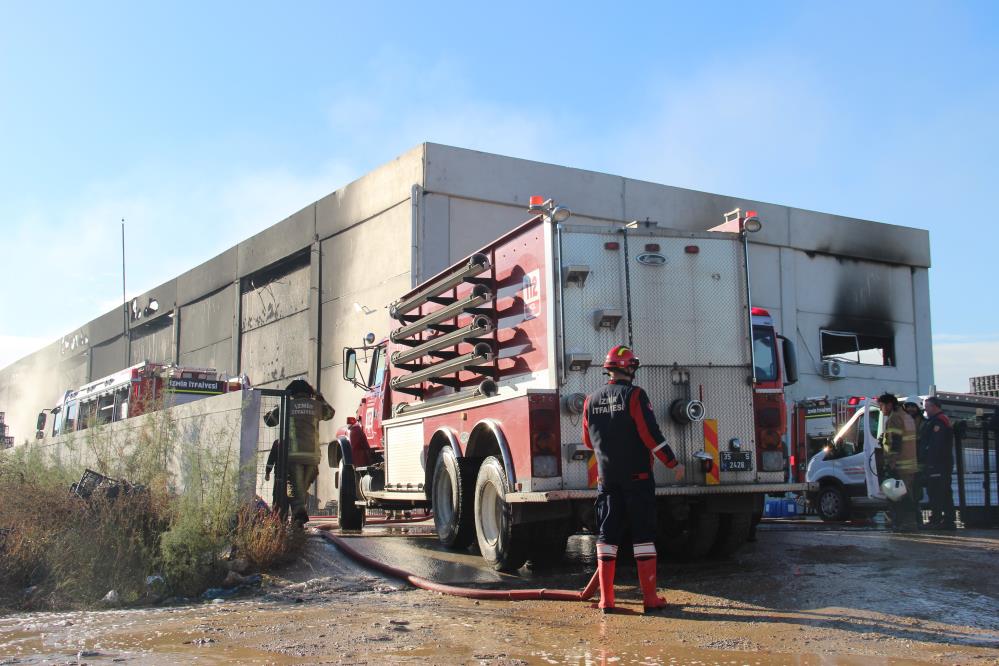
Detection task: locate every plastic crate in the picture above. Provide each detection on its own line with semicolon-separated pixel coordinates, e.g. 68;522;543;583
783;498;798;517
764;498;784;517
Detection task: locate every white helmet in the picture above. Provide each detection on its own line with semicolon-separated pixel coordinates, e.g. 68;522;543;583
881;478;908;501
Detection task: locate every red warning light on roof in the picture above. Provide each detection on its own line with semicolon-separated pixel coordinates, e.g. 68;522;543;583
751;307;770;317
847;396;863;406
529;195;544;207
746;210;758;218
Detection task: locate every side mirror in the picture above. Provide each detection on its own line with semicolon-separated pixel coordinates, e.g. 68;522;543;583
779;336;798;386
343;348;358;382
36;412;47;431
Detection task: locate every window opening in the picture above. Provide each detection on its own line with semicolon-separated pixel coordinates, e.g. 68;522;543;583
821;329;895;366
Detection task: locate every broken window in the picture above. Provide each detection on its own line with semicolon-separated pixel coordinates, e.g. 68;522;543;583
820;330;895;366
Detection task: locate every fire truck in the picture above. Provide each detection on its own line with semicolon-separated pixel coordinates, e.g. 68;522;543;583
332;199;812;570
36;361;234;438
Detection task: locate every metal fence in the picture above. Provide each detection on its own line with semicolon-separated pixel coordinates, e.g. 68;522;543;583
251;389;324;517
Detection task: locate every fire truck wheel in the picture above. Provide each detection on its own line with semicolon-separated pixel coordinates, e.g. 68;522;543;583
474;456;528;571
816;484;850;522
432;448;475;549
336;462;365;531
526;521;570;570
685;509;720;558
710;512;753;557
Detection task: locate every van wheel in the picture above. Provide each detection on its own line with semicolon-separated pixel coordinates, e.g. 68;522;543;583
432;448;475;549
816;485;850;522
711;512;753;557
473;456;528;571
336;462;365;531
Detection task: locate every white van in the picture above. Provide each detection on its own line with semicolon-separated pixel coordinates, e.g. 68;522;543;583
805;399;886;521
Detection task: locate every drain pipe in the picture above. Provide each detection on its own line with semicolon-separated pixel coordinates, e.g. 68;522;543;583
315;525;598;602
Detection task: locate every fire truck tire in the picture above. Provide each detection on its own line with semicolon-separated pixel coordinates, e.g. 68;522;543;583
336;462;365;531
432;448;475;549
473;456;528;572
686;509;720;558
710;512;753;556
816;484;850;522
526;521;570;570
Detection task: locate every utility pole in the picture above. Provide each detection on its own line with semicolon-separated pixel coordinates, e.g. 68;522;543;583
122;219;129;366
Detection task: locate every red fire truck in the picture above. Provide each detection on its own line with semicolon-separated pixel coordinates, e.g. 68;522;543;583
37;361;233;438
332;199;811;570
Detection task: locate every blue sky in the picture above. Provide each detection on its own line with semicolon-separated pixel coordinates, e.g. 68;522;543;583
1;1;996;390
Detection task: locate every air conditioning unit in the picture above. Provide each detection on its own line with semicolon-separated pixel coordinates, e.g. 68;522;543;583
821;360;844;379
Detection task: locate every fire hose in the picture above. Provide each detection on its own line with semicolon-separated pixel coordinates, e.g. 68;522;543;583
313;522;599;602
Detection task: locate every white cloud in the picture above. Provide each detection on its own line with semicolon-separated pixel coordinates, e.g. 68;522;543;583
932;338;999;393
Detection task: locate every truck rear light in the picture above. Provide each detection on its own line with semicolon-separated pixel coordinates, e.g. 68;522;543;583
684;245;699;254
604;242;620;250
644;243;660;252
529;396;561;478
532;455;558;478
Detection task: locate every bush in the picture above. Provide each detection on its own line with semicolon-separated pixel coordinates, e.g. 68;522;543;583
0;472;169;609
0;406;304;610
233;507;305;570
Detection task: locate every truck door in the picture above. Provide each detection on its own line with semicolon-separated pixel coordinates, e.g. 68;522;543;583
362;345;389;450
862;403;884;499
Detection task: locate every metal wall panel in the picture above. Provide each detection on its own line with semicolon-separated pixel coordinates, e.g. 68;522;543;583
241;263;310;333
240;311;310;386
179;285;235;356
129;319;174;365
89;336;126;379
179;339;233;375
385;421;426;486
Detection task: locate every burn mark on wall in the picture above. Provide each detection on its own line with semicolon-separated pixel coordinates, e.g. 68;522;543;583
241;251;310;332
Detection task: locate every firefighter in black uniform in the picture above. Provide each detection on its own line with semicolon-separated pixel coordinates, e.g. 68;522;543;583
920;396;956;530
265;379;334;526
583;345;685;614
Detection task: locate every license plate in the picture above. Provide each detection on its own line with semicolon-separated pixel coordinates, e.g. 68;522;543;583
721;451;753;471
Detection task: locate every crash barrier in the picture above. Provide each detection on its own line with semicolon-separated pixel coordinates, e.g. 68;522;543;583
314;523;599;602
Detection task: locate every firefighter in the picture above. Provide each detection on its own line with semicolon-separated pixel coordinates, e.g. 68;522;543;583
877;393;919;531
582;345;685;614
920;397;956;530
264;437;284;513
270;379;335;526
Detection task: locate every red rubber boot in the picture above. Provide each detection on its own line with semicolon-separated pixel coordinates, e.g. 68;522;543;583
635;547;667;614
597;558;616;613
596;542;618;613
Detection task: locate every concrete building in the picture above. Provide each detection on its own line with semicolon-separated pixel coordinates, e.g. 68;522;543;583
971;374;999;397
0;143;933;506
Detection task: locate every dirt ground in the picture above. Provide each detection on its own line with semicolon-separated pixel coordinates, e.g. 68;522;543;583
1;521;997;665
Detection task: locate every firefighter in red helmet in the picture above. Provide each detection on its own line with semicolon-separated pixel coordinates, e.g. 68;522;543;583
582;345;684;614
